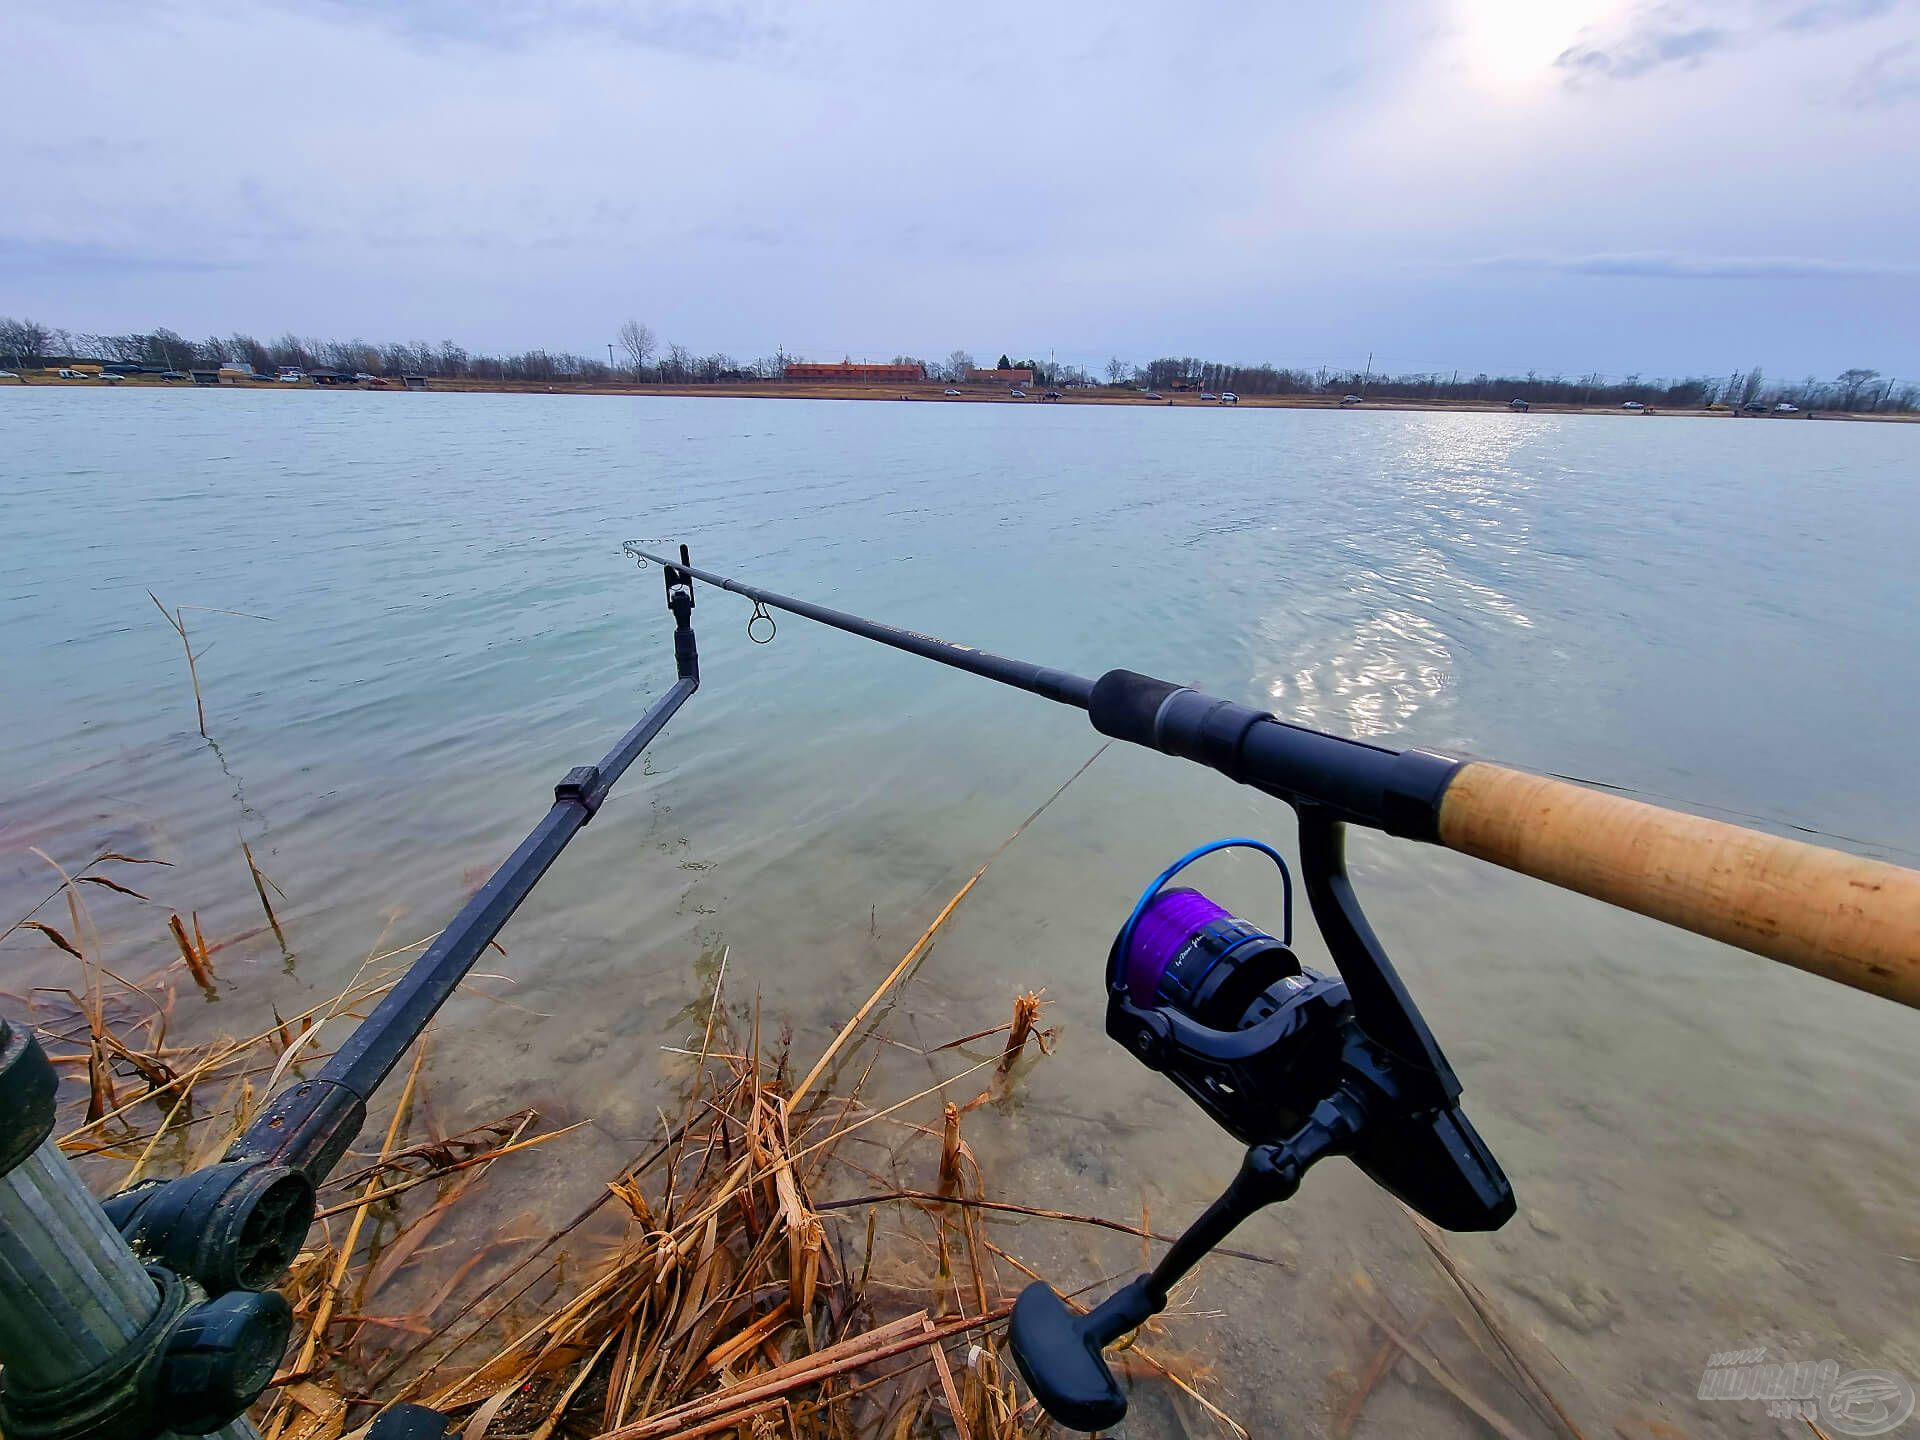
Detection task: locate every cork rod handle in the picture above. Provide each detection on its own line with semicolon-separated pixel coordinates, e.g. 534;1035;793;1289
1436;762;1920;1008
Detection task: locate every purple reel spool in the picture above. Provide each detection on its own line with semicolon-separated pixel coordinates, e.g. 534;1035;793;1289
1122;888;1233;1006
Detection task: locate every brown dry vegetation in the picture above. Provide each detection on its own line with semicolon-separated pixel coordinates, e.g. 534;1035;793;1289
7;809;1289;1439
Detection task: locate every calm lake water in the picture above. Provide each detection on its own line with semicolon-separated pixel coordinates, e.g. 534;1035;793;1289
3;389;1916;1436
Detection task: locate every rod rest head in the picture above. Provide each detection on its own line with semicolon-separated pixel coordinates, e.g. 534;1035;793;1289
105;1160;314;1295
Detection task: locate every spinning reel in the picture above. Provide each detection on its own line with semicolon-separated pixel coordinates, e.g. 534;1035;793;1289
1008;822;1515;1431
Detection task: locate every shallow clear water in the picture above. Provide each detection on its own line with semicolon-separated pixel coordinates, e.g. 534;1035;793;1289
3;389;1916;1434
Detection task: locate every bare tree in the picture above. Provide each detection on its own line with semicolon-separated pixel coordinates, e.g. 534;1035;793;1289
944;349;973;382
1835;368;1879;411
1105;356;1130;385
618;319;656;372
662;343;694;381
0;317;51;366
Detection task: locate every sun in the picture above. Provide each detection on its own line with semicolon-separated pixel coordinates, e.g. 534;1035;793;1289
1456;0;1611;91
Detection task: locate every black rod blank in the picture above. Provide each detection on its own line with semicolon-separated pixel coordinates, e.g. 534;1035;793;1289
624;547;1459;840
625;547;1094;709
233;595;701;1181
314;672;697;1105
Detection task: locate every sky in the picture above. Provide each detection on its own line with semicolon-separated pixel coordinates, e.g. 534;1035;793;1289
5;1;1918;381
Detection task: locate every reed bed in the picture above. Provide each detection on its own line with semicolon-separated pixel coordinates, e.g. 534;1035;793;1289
5;807;1272;1440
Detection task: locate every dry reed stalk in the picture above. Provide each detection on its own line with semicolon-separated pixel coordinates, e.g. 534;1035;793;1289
938;1104;964;1197
789;743;1108;1112
150;592;209;737
146;592;273;739
243;838;290;948
998;992;1043;1075
1405;1214;1588;1440
167;911;217;992
1352;1299;1535;1440
1336;1303;1436;1438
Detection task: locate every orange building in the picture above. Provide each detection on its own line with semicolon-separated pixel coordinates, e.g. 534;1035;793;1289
784;362;926;383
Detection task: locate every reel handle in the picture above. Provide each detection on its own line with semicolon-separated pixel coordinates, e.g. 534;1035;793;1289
1011;1105;1355;1431
1008;1277;1156;1432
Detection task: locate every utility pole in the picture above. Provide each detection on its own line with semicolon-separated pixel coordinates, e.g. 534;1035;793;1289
1362;352;1372;394
608;343;616;373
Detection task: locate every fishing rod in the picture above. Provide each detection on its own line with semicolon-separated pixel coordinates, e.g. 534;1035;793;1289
625;542;1920;1429
623;545;1920;1009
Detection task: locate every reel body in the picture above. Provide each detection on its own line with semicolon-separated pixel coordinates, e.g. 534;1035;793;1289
1010;827;1515;1430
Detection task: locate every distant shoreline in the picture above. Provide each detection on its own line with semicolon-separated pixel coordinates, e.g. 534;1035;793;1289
7;372;1915;421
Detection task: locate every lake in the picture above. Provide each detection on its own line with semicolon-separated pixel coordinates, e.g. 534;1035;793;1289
3;388;1916;1436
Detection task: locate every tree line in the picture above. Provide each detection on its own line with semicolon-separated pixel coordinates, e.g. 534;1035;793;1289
2;314;1909;412
1103;358;1913;413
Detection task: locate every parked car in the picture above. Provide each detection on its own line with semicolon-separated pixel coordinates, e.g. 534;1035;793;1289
1220;391;1238;404
56;369;89;379
943;388;962;396
278;369;303;383
0;371;19;381
1622;401;1646;411
1200;392;1217;401
159;371;187;382
1741;401;1767;413
1043;390;1062;401
1773;402;1799;413
1144;391;1163;400
1009;388;1026;398
1509;398;1529;411
1340;394;1363;406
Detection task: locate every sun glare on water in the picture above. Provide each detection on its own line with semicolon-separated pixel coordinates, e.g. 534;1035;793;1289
1456;0;1611;91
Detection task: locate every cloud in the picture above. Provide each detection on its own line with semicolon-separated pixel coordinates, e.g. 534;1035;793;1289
1555;0;1903;82
1557;22;1731;79
1779;0;1896;32
1845;38;1920;102
0;236;248;274
1473;252;1920;280
313;0;788;60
